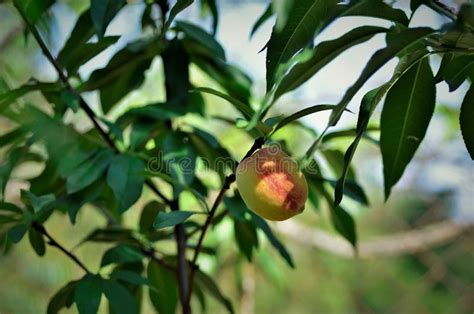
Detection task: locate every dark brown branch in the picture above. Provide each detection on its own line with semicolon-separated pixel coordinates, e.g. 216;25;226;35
170;199;192;314
32;222;90;273
15;5;171;206
186;137;265;303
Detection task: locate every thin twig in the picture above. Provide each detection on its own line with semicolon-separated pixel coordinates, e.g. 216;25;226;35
15;4;171;205
186;137;265;303
32;222;90;273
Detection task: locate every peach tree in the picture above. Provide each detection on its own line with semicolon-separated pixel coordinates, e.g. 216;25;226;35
0;0;473;313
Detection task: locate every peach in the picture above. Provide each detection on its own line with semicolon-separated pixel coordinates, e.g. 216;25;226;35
235;147;308;221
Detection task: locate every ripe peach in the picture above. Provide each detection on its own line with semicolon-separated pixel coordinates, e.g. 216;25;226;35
236;147;308;221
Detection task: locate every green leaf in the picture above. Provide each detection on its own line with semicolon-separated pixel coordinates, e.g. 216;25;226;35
251;213;295;268
101;245;144;267
381;59;436;199
460;84;474;159
334;86;386;206
153;211;197;229
58;10;96;67
75;274;102;314
106;154;145;213
250;3;273;38
195;270;234;313
233;219;259;261
90;0;126;39
163;132;197;190
67;149;113;194
274;26;387;100
148;260;178;314
193;87;254;119
80;39;160;112
162;0;193;36
47;281;79;314
162;39;190;102
341;0;409;25
441;55;474;92
201;0;219;35
0;202;23;214
101;279;138;314
190;55;252;103
139;201;166;232
0;81;61;112
79;227;137;246
13;0;53;24
328;179;368;206
330;206;357;248
28;227;46;256
111;270;149;286
8;223;29;243
271;104;336;134
21;190;55;213
60;36;120;75
328;27;433;127
175;21;225;61
266;0;340;91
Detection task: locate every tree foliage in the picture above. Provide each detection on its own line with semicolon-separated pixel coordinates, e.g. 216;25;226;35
0;0;473;313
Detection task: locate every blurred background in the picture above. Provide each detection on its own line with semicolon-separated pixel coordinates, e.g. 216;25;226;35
0;0;473;313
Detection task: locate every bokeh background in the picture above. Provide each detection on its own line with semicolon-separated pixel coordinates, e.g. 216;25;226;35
0;0;473;313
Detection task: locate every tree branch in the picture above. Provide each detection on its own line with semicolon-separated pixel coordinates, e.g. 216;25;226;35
15;4;171;206
186;137;265;303
276;220;474;258
32;222;90;273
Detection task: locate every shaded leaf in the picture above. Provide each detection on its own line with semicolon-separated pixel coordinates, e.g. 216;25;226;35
8;223;29;243
0;81;61;111
148;260;178;314
195;270;234;313
341;0;409;25
330;206;357;248
67;149;113;194
101;245;144;267
234;219;259;261
250;3;273;38
13;0;53;24
271;104;336;134
139;201;166;232
28;227;46;256
162;0;193;35
107;154;145;212
251;213;294;268
175;21;225;61
162;39;190;102
441;55;474;92
90;0;126;39
101;279;139;314
460;84;474;159
111;270;150;286
153;211;197;229
75;274;102;314
60;36;120;75
47;281;79;314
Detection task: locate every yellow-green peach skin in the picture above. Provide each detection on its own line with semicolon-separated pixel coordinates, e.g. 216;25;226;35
236;147;308;221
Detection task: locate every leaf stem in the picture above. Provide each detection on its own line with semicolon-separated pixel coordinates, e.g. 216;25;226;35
32;222;90;273
186;137;265;303
15;4;171;206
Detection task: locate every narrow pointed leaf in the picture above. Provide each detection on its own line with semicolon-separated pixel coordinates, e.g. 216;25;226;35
250;4;273;38
153;211;197;229
162;0;193;36
266;0;340;91
90;0;126;39
460;84;474;159
381;59;436;199
328;27;433;126
271;104;336;134
275;26;387;100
